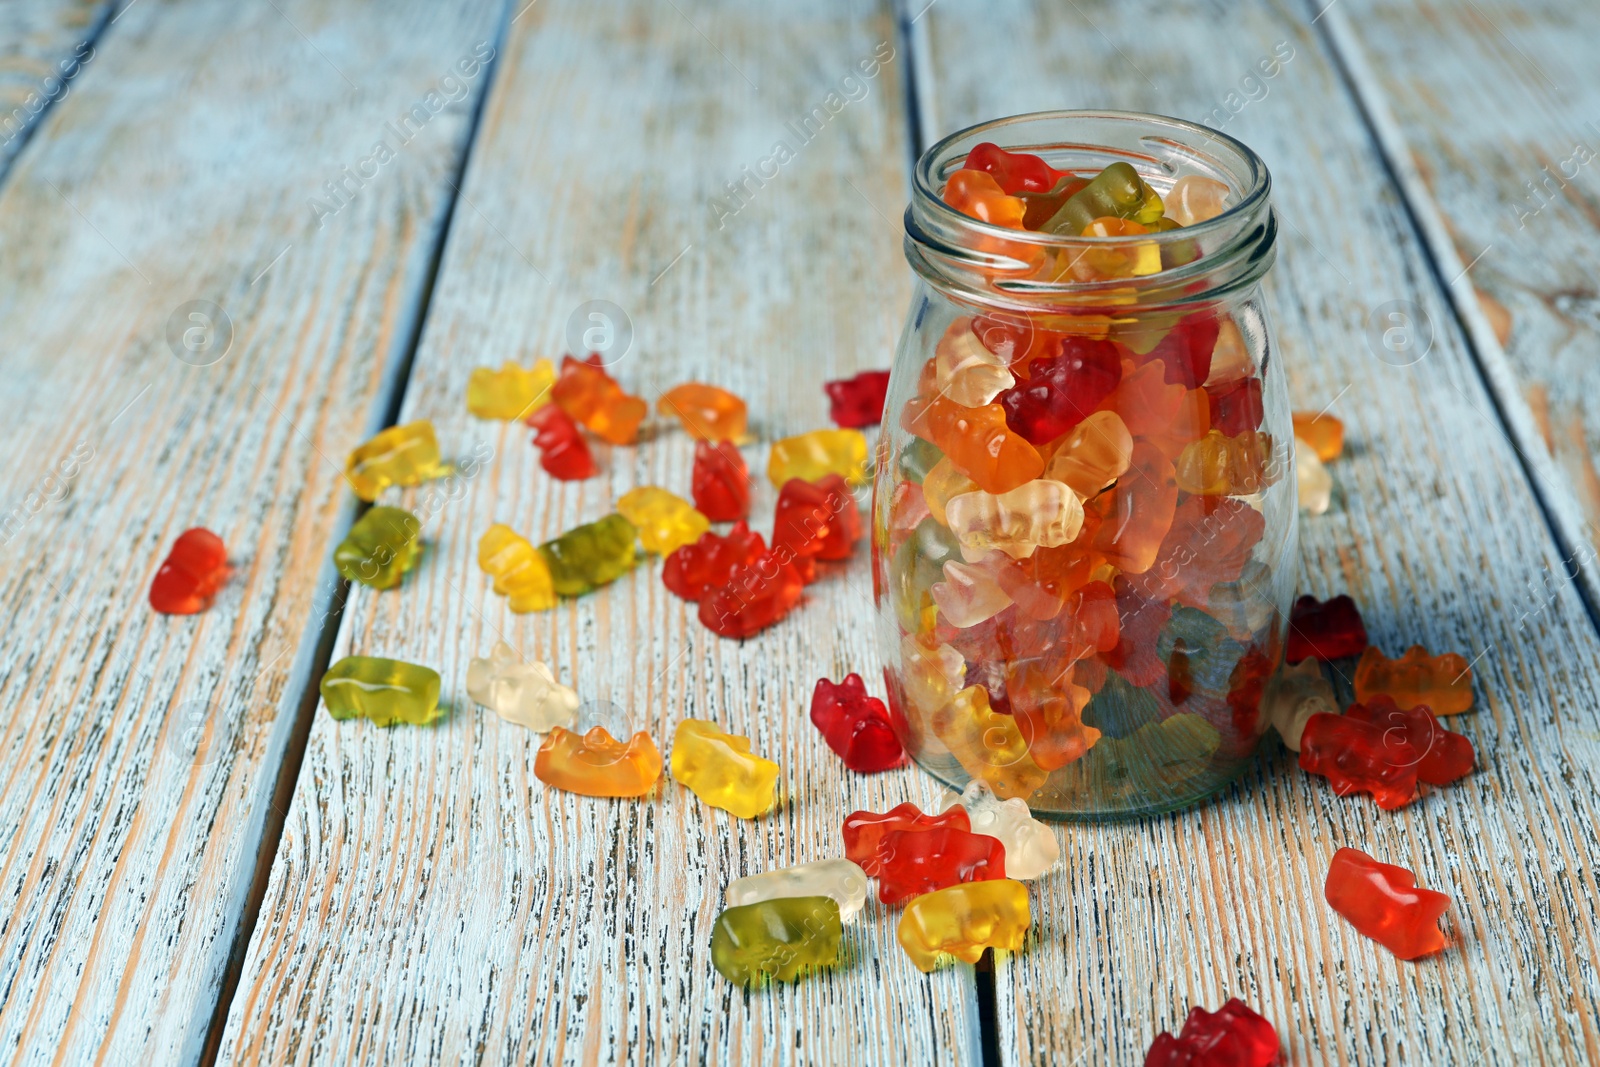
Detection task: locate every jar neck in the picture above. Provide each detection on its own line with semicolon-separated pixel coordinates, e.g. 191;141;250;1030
904;110;1276;315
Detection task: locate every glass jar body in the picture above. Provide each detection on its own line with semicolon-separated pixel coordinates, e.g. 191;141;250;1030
874;224;1296;819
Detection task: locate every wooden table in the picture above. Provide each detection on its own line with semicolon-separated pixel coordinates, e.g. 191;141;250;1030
2;0;1598;1062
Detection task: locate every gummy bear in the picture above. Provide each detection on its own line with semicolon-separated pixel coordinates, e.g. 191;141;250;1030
1145;313;1221;389
896;879;1030;972
726;860;869;922
943;169;1026;228
1019;175;1090;230
1292;410;1345;461
1345;696;1474;785
1299;712;1418;809
997;336;1122;444
698;551;804;638
772;474;861;565
551;355;647;445
1043;161;1163;234
333;506;419;590
671;719;780;818
903;394;1043;495
1163;175;1231;227
467;358;555;420
1105;361;1211;461
1174;430;1273;496
810;673;905;773
527;403;598;481
1006;658;1101;770
1287;594;1368;663
935;319;1016;407
939;779;1060;880
767;428;869;487
616;486;710;556
657;382;748;442
1353;645;1473;715
1140;495;1266;608
962;142;1065;194
945;480;1085;560
931;685;1051;799
662;521;766;602
1059;216;1159;280
825;370;892;428
538;513;638;597
711;896;841;984
1103;576;1172;687
1087;442;1179;573
1262;658;1338;752
876;826;1007;906
931;557;1014;628
1207;376;1264;436
345;420;444;501
150;527;229;614
921;458;979;526
841;801;971;877
466;640;577;732
1324;847;1449;960
1296;437;1333;515
478;523;556;612
534;725;662;797
1041;409;1132;498
692;439;750;521
321;655;442;726
1144;998;1278;1067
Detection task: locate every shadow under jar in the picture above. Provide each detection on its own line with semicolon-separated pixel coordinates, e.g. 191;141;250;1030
873;110;1297;819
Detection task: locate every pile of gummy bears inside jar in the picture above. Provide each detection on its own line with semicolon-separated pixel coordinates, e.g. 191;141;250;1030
135;142;1486;1067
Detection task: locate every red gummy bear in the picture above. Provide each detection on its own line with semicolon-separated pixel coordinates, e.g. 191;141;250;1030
810;673;905;773
997;336;1122;444
1324;846;1450;960
1146;313;1221;389
691;439;749;521
1286;594;1369;663
841;802;971;877
149;528;229;615
1103;576;1173;688
697;550;803;638
1299;712;1419;809
1207;376;1264;436
876;826;1007;906
1344;696;1473;785
824;370;892;428
1144;998;1279;1067
772;474;861;569
527;403;597;480
962;141;1066;194
661;521;766;602
1141;496;1265;608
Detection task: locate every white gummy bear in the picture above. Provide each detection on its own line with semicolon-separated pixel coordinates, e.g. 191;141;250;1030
725;859;869;922
466;640;578;732
940;779;1060;880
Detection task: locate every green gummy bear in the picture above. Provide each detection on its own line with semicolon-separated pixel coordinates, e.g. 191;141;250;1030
1043;162;1165;235
710;895;842;985
334;506;421;590
321;655;442;726
538;513;638;596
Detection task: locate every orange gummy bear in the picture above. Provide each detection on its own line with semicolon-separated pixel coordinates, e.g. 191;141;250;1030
1353;646;1473;716
658;382;748;442
1174;430;1274;496
1087;441;1178;573
943;169;1026;229
552;356;648;445
931;685;1051;800
1292;411;1345;462
534;725;663;796
902;394;1043;495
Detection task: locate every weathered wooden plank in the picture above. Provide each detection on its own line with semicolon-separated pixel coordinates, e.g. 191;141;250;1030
0;0;109;175
1323;0;1600;609
0;0;505;1062
217;1;981;1064
919;0;1600;1063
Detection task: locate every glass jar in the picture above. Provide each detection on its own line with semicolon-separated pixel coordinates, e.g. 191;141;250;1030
872;111;1296;819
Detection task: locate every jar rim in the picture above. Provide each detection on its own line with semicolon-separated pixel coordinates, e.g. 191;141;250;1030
905;109;1277;310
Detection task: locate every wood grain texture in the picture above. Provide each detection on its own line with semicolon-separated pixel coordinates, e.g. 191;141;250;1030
217;1;982;1064
0;0;504;1062
1324;0;1600;609
0;0;109;174
921;0;1600;1063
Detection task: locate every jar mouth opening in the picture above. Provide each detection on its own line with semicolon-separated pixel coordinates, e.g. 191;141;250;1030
906;110;1276;309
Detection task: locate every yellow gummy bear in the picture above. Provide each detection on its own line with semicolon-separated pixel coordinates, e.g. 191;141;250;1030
670;719;780;818
616;486;710;555
346;420;445;501
897;879;1030;972
477;523;556;612
931;685;1050;800
766;429;869;487
466;359;556;420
